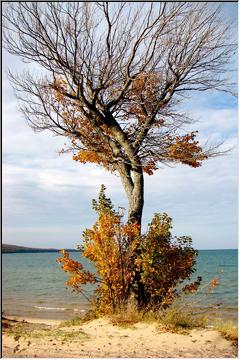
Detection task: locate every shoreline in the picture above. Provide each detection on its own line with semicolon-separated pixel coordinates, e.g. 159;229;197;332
2;315;62;326
3;303;238;325
2;315;237;358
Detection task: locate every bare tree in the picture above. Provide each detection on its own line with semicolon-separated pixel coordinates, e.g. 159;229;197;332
3;2;236;227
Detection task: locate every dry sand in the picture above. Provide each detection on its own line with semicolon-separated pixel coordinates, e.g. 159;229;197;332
2;316;237;358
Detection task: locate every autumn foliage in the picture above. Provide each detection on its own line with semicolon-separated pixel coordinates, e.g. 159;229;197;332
52;74;208;176
57;185;199;313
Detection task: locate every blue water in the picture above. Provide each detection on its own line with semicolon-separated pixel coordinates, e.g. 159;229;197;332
2;249;237;321
180;249;238;323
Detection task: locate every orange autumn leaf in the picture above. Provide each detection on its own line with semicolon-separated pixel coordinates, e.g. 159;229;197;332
167;132;207;168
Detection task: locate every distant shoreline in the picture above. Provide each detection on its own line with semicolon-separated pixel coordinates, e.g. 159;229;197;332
2;243;79;254
2;249;79;254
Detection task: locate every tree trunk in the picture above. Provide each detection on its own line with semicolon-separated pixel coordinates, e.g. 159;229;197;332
128;170;144;227
118;164;146;307
117;164;144;228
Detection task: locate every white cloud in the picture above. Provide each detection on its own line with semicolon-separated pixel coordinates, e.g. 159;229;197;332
192;108;237;133
2;161;122;192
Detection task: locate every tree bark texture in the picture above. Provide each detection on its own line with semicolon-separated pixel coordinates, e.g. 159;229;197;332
117;163;144;228
128;170;144;227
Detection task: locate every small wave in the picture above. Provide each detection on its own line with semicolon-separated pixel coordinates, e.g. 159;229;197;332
34;306;66;311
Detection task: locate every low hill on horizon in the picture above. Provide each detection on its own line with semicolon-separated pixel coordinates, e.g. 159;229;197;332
2;244;78;254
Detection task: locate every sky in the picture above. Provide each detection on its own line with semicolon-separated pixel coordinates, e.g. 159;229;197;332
2;3;238;250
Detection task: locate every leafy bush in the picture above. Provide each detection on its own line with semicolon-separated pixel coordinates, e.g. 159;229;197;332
57;185;199;313
135;212;197;309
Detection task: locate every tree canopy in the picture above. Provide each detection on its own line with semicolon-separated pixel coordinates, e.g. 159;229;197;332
3;2;236;224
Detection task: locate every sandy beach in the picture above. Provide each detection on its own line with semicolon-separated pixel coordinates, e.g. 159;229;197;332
2;316;237;358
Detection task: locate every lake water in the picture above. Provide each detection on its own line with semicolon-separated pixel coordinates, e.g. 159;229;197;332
2;249;238;322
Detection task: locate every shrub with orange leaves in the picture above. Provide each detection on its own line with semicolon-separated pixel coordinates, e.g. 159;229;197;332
135;213;198;309
57;186;199;313
56;250;97;292
57;185;140;312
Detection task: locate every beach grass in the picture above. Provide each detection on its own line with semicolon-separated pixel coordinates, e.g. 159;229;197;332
158;306;207;333
107;301;207;332
3;318;89;343
214;321;238;345
109;302;145;327
58;310;97;328
30;329;89;342
58;316;83;328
